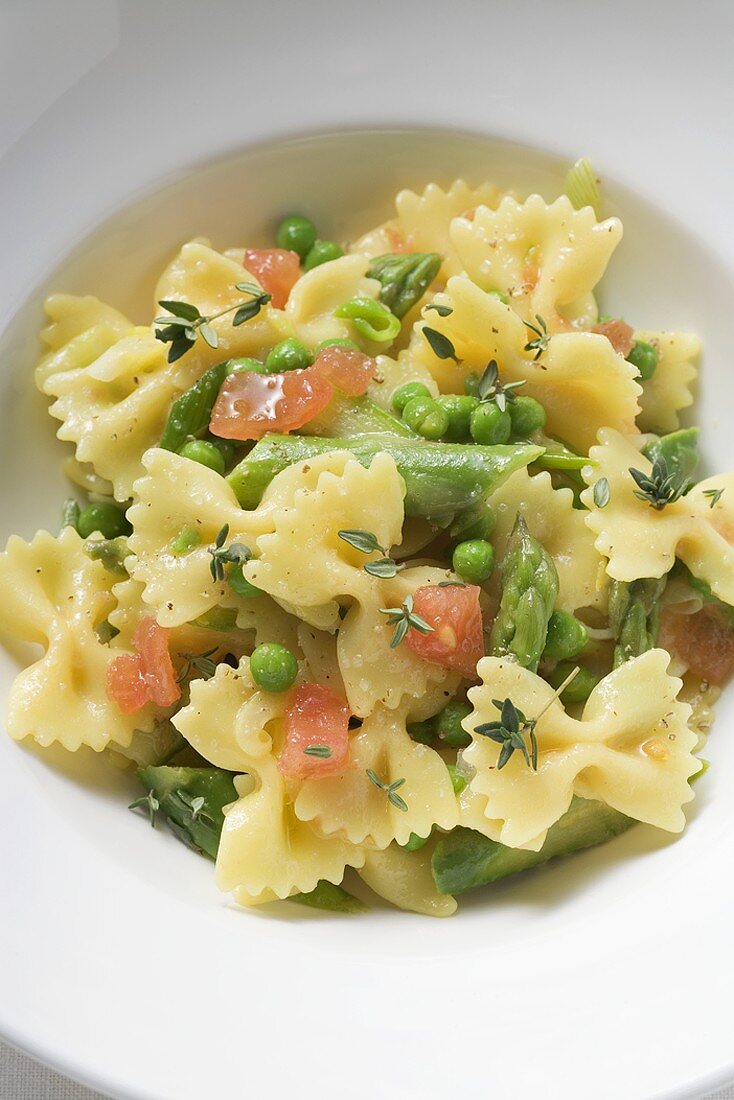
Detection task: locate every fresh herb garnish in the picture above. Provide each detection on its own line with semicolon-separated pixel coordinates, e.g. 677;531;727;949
523;314;550;361
154;282;271;363
474;667;580;770
476;358;525;412
422;326;458;361
424;303;453;317
208;523;251;582
378;593;434;648
365;769;409;811
338;528;402;579
593;477;611;509
128;789;160;826
177;648;219;683
629;456;688;510
304;744;333;759
702;487;724;509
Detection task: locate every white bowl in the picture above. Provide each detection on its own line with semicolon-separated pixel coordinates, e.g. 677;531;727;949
1;5;734;1099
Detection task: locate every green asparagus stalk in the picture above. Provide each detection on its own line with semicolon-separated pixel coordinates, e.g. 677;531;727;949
681;565;734;627
642;427;699;490
84;536;129;576
290;880;368;913
431;797;634;895
609;577;667;668
304;394;416;439
490;514;559;670
367;252;442;318
61;497;81;531
159;361;232;452
529;433;590;471
227;434;542;522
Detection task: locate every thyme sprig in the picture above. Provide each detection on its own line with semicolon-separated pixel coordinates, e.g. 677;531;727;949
593;477;611;509
422;326;458;361
128;789;160;827
378;593;435;648
474;666;580;771
702;487;725;509
338;528;402;579
523;314;550;361
154;282;271;363
476;359;525;412
629;456;688;511
209;523;251;582
304;744;333;759
366;769;409;811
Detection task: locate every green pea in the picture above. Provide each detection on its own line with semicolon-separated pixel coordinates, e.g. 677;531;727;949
407;719;435;745
303;240;344;271
170;525;201;557
249;643;298;693
265;338;312;374
509;395;546;436
275;214;317;260
543;610;588;662
178;440;226;475
333;297;401;344
391;381;432;414
548;661;600;704
228;356;270;375
470;401;511;445
450;503;495;543
228;562;261;599
436;394;479;441
435;700;472;748
452;539;495;583
401;831;432;851
207;437;237;470
446;763;467;795
401;396;450;440
627;339;659;381
463;372;480;398
77;502;130;540
314;337;360;354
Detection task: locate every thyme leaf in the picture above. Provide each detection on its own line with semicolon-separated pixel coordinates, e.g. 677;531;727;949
378;593;435;649
154;284;271;363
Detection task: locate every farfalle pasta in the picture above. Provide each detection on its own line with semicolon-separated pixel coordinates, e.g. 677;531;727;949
1;165;728;918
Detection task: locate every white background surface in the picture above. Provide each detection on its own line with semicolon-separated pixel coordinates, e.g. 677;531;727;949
2;2;734;1099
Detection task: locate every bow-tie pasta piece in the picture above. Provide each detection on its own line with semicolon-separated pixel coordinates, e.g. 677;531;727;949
36;294;133;388
217;757;364;905
635;331;700;433
244;451;405;629
451;194;622;330
297;624;346;696
358;841;457;917
294;704;458;849
0;528;156;751
337;566;462;718
489;468;608;613
405;275;641;450
581;428;734;602
395;180;502;280
155;240;284;362
461;651;698;851
286;254;382;349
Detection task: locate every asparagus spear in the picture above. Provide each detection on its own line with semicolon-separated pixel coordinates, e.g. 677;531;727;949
431;798;634;895
227;434;542;521
490;514;559;670
609;577;667;668
366;252;442;318
304;393;416;439
159;361;232;452
84;536;129;576
132;766;366;911
642;427;699;490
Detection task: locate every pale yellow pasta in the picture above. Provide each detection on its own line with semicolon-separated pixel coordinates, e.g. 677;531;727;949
0;527;154;751
395;179;502;279
366;352;438;412
294;704;458;848
451;193;622;329
461;651;698;851
489;468;608;613
636;331;700;433
582;428;734;602
405;275;641;450
36;294;133;387
285;254;382;349
217;759;364;904
358;841;457;917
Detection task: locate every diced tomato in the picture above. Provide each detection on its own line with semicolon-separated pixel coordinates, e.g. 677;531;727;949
592;317;635;358
406;584;484;679
106;653;149;715
243;248;301;309
312;346;376;396
278;683;351;779
133;617;180;707
210;367;333;440
106;616;181;714
662;607;734;685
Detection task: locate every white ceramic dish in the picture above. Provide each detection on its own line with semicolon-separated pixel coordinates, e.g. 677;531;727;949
2;4;734;1099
